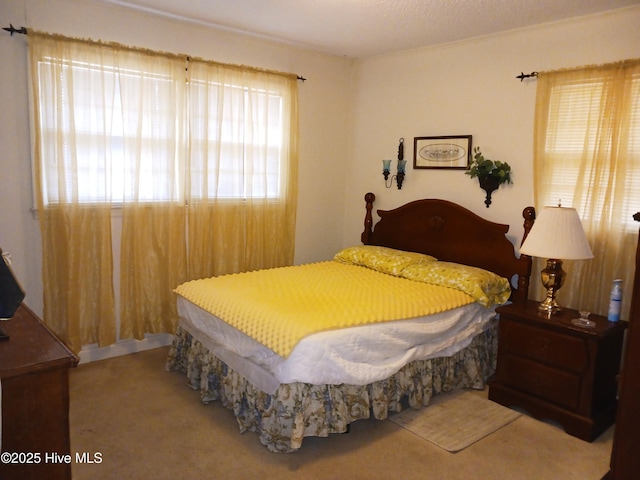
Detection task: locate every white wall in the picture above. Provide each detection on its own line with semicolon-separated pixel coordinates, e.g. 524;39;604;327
343;6;640;250
0;0;353;321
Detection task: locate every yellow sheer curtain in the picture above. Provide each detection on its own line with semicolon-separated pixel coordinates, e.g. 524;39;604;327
30;33;299;351
120;206;187;339
117;51;188;340
29;32;118;352
186;59;299;278
533;59;640;318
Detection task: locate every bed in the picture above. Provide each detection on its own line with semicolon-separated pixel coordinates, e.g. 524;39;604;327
166;192;535;452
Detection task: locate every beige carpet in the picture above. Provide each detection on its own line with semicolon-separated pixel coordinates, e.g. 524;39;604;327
69;347;616;480
390;390;521;452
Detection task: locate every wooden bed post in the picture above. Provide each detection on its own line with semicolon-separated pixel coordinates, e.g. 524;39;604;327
514;206;536;303
361;192;375;245
521;206;536;246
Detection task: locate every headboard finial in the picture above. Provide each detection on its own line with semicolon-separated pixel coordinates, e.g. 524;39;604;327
361;193;376;245
521;206;536;246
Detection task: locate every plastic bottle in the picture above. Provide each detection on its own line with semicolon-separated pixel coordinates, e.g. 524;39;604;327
607;279;623;322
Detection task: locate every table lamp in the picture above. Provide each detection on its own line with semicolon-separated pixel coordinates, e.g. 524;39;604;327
519;205;594;315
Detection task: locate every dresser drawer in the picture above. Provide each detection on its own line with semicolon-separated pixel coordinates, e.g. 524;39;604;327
503;321;588;372
504;354;581;410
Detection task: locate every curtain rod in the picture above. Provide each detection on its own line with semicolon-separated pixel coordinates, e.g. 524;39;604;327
516;71;538;81
2;24;307;82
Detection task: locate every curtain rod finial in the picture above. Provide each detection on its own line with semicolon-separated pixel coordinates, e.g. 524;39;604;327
3;24;27;36
516;71;538;82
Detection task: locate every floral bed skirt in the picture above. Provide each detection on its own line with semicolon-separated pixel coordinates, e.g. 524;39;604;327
165;319;498;453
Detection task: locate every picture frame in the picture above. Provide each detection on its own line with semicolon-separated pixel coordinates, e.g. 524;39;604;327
413;135;472;170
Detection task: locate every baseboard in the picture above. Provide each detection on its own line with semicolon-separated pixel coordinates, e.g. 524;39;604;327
78;333;174;364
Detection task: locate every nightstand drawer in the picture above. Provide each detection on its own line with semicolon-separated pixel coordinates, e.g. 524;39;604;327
503;321;588;372
504;354;581;410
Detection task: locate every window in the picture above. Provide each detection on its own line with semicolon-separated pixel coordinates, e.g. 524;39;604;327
33;54;291;206
533;60;640;318
538;73;640;231
188;78;287;200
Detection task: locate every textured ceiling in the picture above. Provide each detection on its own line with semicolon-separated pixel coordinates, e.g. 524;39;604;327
101;0;639;58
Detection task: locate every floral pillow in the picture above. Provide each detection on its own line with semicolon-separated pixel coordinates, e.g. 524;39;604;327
400;261;511;307
333;245;437;276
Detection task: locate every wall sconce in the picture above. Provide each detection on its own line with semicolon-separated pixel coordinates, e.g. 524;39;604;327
382;138;406;189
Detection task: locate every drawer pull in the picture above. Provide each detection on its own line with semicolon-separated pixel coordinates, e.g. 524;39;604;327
530;336;552;352
529;373;550;390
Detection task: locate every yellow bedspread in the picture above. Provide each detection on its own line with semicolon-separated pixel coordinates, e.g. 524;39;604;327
174;261;474;358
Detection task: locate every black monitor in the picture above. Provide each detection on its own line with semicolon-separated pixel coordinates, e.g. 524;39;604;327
0;248;25;340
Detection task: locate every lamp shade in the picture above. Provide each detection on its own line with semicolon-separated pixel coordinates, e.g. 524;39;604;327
520;206;594;260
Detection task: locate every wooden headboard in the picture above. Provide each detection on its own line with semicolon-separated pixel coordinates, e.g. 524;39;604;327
360;192;535;302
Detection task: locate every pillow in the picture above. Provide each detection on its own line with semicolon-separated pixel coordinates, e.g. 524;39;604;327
400;261;511;307
333;245;437;276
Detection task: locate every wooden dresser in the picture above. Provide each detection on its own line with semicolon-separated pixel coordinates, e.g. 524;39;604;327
0;304;78;480
603;212;640;480
489;300;627;442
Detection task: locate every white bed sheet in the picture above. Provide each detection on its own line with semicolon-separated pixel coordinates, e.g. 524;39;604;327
176;296;498;395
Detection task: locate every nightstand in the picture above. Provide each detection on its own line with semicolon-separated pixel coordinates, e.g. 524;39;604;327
488;300;627;442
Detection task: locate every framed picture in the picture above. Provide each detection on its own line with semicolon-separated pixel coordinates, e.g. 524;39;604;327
413;135;472;170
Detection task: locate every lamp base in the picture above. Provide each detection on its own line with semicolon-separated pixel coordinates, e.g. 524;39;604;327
538;296;561;315
538;258;565;316
0;325;9;341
